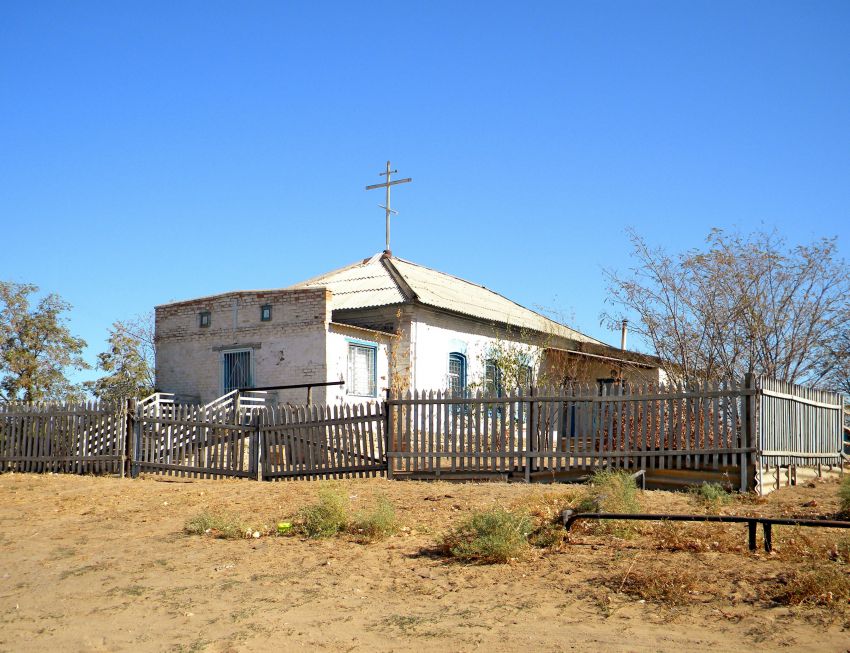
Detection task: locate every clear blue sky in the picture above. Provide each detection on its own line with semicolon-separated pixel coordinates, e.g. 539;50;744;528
2;1;849;385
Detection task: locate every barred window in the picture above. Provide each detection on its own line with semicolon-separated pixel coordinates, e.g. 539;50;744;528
347;343;376;397
448;353;466;397
222;349;252;393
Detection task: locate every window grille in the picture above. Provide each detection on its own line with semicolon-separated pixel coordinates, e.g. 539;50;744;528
222;350;252;393
448;353;466;397
347;344;376;396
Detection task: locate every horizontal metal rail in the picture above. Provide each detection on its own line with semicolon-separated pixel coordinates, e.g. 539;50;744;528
561;510;850;552
237;381;344;392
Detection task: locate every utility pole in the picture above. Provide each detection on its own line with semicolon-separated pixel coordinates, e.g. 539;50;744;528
365;160;412;255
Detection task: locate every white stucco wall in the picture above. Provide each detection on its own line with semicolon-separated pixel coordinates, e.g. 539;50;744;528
325;324;392;405
408;307;544;392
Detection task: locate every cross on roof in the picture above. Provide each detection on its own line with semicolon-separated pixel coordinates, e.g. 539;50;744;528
365;160;412;255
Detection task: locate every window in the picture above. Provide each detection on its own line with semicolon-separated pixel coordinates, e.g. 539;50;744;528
518;364;533;390
485;360;502;397
485;361;531;395
222;349;252;393
260;304;272;321
347;343;377;396
199;311;211;328
448;353;467;397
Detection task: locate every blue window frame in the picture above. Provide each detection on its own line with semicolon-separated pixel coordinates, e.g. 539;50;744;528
347;340;377;397
448;353;467;397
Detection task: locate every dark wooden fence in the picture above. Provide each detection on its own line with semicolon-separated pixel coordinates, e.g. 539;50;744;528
0;401;126;475
386;377;757;489
0;375;843;490
134;402;258;479
261;403;385;480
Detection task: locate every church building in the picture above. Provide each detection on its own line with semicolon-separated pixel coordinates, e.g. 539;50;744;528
154;251;663;405
154;162;662;405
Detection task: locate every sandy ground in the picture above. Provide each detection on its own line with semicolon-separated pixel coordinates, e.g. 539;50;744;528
1;472;849;652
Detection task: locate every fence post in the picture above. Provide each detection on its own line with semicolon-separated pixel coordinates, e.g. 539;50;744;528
741;373;757;492
123;398;134;478
254;412;263;481
385;389;393;480
132;401;142;478
525;386;535;483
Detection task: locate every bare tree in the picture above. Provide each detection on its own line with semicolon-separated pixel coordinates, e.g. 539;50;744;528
603;228;850;386
823;328;850;396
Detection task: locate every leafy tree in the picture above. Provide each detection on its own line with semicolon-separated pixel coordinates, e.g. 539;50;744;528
86;314;155;401
0;282;88;401
603;229;850;386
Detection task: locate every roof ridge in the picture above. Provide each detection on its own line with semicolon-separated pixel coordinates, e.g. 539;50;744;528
390;256;604;344
288;252;384;288
380;255;417;302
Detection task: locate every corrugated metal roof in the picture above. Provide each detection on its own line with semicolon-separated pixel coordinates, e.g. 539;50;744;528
289;254;405;310
291;253;604;345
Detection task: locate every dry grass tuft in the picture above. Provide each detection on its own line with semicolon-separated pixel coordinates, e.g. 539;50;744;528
689;482;732;511
296;487;349;538
768;562;850;606
610;558;701;605
184;510;249;539
578;470;641;536
441;507;533;563
349;495;399;542
646;520;744;553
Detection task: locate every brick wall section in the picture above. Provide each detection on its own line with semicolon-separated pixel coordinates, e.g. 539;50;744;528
155;288;332;404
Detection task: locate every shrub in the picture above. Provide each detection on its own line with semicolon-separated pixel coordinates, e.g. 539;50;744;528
350;495;399;542
528;521;565;549
589;470;640;514
296;488;349;538
442;508;533;563
690;482;731;509
184;511;247;539
578;470;641;536
839;476;850;515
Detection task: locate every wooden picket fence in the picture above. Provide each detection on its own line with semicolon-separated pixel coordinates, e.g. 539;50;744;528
261;402;385;480
0;375;843;490
0;400;126;475
133;401;258;479
386;377;757;489
759;376;844;467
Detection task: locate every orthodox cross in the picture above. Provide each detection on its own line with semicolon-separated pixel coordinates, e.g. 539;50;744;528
365;160;412;255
